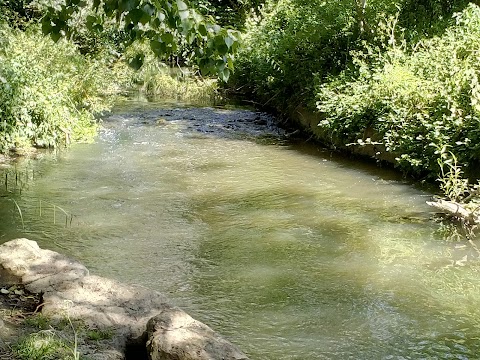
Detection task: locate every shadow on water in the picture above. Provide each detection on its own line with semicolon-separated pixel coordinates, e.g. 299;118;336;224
1;101;480;359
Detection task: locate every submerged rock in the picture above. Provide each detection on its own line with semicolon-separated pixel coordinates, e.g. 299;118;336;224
0;238;250;360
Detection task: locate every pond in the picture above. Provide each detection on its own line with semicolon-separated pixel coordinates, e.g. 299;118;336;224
1;100;480;359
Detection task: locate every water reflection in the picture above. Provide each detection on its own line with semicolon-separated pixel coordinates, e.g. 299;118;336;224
1;104;480;359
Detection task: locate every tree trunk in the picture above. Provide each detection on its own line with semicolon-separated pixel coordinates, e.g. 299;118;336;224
355;0;368;34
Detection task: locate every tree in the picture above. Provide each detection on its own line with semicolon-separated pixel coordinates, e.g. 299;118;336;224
41;0;241;81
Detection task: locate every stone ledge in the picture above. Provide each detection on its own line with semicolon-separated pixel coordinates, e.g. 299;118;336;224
0;238;250;360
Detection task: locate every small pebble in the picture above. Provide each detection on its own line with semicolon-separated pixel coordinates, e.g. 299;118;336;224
0;288;9;294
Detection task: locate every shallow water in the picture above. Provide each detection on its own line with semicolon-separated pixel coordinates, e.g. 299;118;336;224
1;101;480;359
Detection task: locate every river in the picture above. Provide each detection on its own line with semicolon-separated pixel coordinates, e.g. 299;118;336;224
1;100;480;359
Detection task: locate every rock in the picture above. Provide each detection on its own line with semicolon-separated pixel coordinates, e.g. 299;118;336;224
147;308;249;360
0;239;250;360
0;238;89;292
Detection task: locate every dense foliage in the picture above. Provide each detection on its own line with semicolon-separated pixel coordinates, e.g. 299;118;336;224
316;4;480;182
190;0;265;28
125;40;219;103
231;0;474;109
231;0;480;200
230;0;397;110
0;25;126;153
40;0;241;81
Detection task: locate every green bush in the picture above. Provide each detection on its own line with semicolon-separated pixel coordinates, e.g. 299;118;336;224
138;67;219;104
230;0;355;111
0;25;123;153
315;4;480;184
229;0;412;111
124;40;219;104
397;0;472;42
230;0;475;113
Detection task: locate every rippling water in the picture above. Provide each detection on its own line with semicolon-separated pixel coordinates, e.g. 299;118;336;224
1;102;480;359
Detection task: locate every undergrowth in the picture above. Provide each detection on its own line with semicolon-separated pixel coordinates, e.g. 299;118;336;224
315;4;480;197
0;24;126;154
125;40;219;104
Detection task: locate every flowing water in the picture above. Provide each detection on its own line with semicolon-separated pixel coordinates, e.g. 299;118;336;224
1;101;480;359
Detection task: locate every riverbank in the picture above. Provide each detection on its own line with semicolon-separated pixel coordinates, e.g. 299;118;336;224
229;1;480;205
0;239;249;360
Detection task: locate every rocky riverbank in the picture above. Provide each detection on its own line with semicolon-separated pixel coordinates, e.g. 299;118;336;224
0;238;249;360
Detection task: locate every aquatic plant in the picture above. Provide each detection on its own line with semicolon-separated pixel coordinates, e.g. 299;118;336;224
12;199;25;230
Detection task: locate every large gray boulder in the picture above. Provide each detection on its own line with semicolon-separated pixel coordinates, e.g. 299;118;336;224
0;238;250;360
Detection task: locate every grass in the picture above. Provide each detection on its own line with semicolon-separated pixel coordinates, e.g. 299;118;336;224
23;314;51;330
13;330;76;360
85;328;114;341
11;199;24;230
139;70;220;105
5;311;115;360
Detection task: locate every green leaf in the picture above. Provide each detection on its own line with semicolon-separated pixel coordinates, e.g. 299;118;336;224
219;68;230;82
50;30;62;42
227;56;234;71
216;59;225;71
167;13;177;28
181;18;193;34
198;57;214;75
179;10;189;20
198;23;207;37
86;15;97;30
211;37;228;55
103;0;116;15
128;53;144;70
119;0;138;12
86;14;96;23
152;17;161;28
161;32;174;44
224;35;234;49
176;0;188;11
41;17;53;34
150;39;167;56
186;31;196;44
143;3;155;16
145;30;156;38
128;9;150;24
86;15;104;32
214;34;225;48
93;23;103;32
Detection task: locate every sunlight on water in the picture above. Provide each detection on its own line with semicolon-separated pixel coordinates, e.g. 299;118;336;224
1;103;480;359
